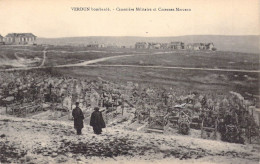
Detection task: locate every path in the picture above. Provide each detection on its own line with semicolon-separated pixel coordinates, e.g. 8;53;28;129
55;54;138;67
80;64;260;73
0;115;259;164
39;47;48;67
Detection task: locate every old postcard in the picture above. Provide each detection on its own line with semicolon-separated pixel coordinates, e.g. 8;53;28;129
0;0;259;163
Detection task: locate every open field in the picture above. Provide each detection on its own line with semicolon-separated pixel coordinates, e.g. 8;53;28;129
44;50;140;67
53;66;259;100
0;45;46;51
0;45;149;67
1;45;257;94
1;45;258;71
98;51;259;70
0;45;259;100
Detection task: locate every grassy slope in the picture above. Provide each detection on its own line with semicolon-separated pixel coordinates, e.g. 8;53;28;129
54;66;259;99
98;50;259;70
0;48;43;68
44;48;144;66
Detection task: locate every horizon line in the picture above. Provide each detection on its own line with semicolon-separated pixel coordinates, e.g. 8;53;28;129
36;34;260;39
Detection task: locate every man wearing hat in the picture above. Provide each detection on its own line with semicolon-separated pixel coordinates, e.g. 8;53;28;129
90;107;106;134
72;102;85;135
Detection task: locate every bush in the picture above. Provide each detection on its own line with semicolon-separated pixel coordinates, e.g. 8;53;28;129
212;47;217;51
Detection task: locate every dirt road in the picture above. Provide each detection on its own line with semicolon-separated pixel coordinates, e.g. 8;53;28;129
39;47;48;67
80;64;260;73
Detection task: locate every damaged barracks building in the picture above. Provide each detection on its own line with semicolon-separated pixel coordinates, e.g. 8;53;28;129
186;43;214;51
168;42;185;50
135;42;149;49
87;42;106;48
135;42;169;50
2;33;37;45
135;41;215;51
0;34;4;45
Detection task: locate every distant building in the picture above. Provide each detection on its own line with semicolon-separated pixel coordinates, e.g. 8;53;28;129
193;43;205;50
187;43;215;51
134;41;215;51
169;42;185;50
5;33;37;45
186;43;194;50
148;43;161;49
0;35;4;45
99;43;105;48
135;42;149;49
135;42;169;49
160;43;169;49
106;43;118;48
87;43;99;48
205;43;214;50
87;43;106;48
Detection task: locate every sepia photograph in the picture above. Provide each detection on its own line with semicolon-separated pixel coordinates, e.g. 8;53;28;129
0;0;259;163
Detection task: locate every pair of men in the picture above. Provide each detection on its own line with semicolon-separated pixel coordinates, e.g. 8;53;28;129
72;102;106;135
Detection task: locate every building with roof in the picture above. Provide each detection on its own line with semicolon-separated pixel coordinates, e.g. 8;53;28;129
135;42;149;49
169;42;185;50
5;33;37;45
186;43;215;51
205;43;214;50
87;42;106;48
160;43;169;49
148;42;161;49
0;35;4;45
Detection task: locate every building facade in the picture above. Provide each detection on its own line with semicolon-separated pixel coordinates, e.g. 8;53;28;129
87;43;106;48
135;42;149;49
186;43;215;51
169;42;185;50
135;41;215;51
5;33;37;45
205;43;214;50
0;35;4;44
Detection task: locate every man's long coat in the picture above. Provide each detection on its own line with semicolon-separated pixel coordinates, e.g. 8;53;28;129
90;110;105;129
72;107;84;129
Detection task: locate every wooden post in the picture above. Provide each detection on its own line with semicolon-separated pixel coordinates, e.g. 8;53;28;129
249;126;251;144
214;120;217;139
201;120;204;138
148;106;151;125
69;98;72;120
122;99;124;116
105;108;108;126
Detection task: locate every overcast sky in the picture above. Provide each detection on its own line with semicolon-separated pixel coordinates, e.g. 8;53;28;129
0;0;259;38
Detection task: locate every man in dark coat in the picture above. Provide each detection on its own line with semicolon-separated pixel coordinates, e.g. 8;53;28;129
72;102;84;135
90;107;106;134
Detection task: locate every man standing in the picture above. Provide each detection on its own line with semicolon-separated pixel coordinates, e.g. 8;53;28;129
72;102;84;135
90;107;106;134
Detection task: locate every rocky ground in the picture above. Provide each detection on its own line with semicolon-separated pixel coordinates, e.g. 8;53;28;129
0;114;259;164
